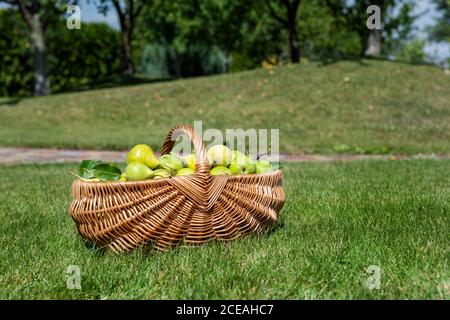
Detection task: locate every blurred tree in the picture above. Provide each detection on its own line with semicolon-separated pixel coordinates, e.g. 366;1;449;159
365;0;384;56
232;2;286;68
0;7;122;96
47;22;122;92
395;39;426;63
136;0;364;71
134;0;203;76
135;0;253;75
196;0;256;68
298;1;360;61
325;0;417;57
264;0;302;63
96;0;145;75
0;0;69;95
0;9;33;96
429;0;450;42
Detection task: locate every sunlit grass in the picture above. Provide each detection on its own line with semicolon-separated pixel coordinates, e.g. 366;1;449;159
0;60;449;154
0;160;448;299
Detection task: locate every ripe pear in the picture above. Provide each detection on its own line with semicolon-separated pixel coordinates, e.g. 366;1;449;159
153;168;172;179
159;154;184;172
183;154;196;170
207;145;232;167
127;144;159;169
231;150;245;163
210;166;232;176
229;162;244;175
175;168;195;176
255;160;273;174
125;162;154;180
231;150;256;174
245;162;256;174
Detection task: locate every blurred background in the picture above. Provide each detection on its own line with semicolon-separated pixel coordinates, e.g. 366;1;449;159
0;0;448;97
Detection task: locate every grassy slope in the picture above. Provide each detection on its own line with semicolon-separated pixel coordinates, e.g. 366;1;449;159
0;60;449;154
0;160;448;299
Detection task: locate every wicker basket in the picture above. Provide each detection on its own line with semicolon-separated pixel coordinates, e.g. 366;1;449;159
69;125;285;252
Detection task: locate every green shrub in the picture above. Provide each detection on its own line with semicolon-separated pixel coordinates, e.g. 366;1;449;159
140;43;227;78
140;43;172;78
0;10;122;97
0;10;34;96
395;40;426;64
47;22;123;92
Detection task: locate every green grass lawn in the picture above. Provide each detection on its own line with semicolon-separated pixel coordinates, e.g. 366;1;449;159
1;60;449;154
0;160;448;299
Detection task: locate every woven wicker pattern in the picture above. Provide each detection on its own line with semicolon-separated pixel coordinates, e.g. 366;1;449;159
69;125;285;252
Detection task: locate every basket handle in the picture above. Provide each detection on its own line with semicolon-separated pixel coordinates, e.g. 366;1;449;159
161;124;210;174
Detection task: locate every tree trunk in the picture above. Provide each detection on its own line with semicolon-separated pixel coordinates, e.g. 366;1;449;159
365;0;383;57
286;1;301;63
365;29;382;57
288;22;300;63
30;14;50;96
121;27;134;75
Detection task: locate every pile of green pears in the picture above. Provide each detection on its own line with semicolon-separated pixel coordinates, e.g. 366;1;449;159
124;144;275;181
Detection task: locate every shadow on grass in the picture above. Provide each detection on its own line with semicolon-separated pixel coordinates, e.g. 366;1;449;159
80;220;286;257
0;97;22;107
270;220;286;234
82;239;109;255
55;74;175;95
318;56;369;67
318;56;442;69
0;75;176;105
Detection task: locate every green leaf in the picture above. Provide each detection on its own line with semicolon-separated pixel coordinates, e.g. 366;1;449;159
79;160;101;179
92;163;122;181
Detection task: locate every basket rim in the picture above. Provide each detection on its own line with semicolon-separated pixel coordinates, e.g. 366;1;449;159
73;169;283;186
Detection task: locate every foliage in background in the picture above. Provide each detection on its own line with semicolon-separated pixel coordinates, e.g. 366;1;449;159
395;39;426;64
141;44;227;78
429;0;450;43
323;0;418;57
95;0;145;75
0;10;33;96
135;0;367;71
298;0;361;61
47;22;122;92
135;0;249;75
0;8;122;96
429;0;450;65
0;0;445;97
0;0;75;96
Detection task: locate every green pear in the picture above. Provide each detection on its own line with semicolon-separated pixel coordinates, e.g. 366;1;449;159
210;166;232;176
229;162;244;175
245;162;256;174
255;160;273;174
207;145;232;167
152;168;172;179
127;144;159;169
159;154;184;172
183;154;196;170
125;162;154;180
175;168;195;176
231;150;256;174
231;150;246;163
